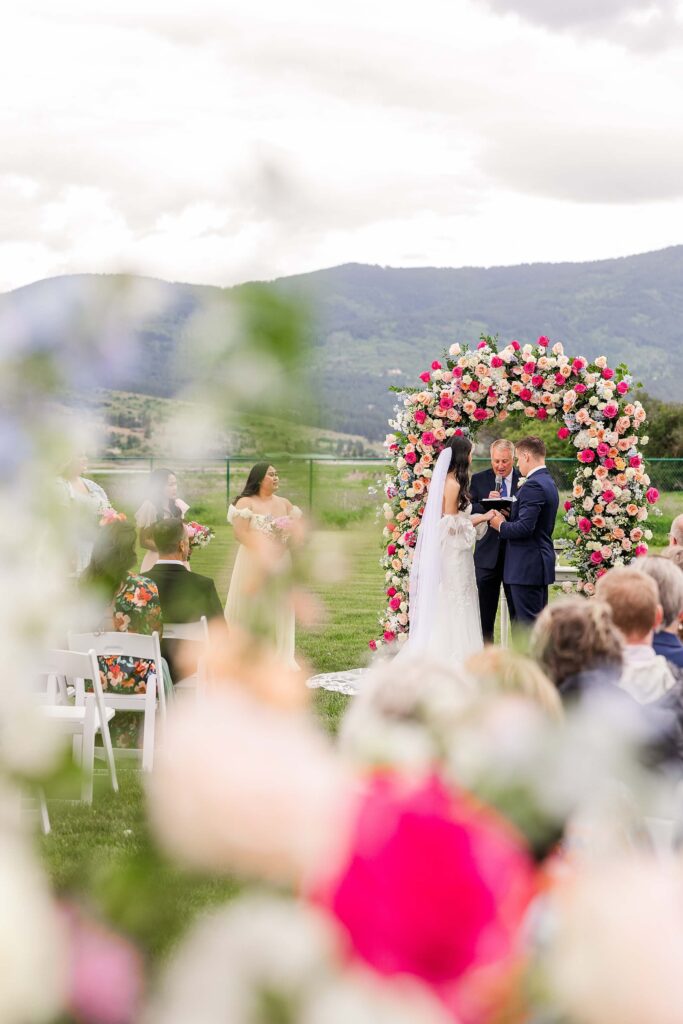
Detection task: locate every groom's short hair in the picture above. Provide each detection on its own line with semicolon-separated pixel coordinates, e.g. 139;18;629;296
516;436;546;459
153;517;186;555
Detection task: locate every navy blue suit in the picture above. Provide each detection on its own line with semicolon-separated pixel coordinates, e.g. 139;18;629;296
499;467;559;624
471;467;520;642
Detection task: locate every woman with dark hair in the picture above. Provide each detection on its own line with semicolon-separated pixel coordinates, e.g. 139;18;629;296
135;467;190;573
402;433;493;663
224;463;302;667
82;520;172;748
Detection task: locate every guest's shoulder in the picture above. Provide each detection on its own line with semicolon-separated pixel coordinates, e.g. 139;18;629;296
118;573;159;603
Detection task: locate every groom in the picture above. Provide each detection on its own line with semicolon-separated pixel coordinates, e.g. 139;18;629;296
489;436;559;624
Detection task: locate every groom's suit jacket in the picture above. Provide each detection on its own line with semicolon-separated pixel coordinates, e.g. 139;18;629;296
145;562;225;680
470;468;521;573
499;467;559;586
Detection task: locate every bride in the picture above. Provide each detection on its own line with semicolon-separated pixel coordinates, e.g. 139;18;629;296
403;433;494;664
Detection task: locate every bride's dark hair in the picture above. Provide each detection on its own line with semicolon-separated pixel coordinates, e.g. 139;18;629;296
445;434;472;511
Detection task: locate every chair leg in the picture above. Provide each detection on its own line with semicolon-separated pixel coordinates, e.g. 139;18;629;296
141;676;157;772
81;696;96;804
99;709;119;795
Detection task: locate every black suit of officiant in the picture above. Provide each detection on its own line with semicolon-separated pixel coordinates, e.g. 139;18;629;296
470;467;520;643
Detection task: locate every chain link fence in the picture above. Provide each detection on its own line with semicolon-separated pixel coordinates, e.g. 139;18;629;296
90;456;683;525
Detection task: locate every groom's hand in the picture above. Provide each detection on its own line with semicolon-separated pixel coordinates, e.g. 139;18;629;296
489;511;504;531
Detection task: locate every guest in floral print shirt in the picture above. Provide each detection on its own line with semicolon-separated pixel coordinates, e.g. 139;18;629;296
82;520;172;748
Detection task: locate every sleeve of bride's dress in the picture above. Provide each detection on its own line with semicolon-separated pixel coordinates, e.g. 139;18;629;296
473;517;488;541
440;513;477;549
227;504;253;526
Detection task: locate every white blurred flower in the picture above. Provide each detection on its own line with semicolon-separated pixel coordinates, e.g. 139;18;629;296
0;837;65;1023
147;688;355;884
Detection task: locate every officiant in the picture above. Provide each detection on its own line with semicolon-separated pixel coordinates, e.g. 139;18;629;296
470;439;520;642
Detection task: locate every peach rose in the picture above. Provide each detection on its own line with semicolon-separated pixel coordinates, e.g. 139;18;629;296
630;528;644;541
626;503;638;516
573;485;585;498
463;401;477;415
594;466;609;480
511;382;523;396
612;527;625;540
615;458;626;471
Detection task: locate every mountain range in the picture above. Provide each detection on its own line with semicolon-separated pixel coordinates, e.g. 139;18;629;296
3;245;682;440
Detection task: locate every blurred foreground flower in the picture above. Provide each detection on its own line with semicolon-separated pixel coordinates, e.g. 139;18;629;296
61;904;144;1024
147;687;355;884
144;894;451;1024
311;774;536;1022
0;838;64;1024
541;856;683;1024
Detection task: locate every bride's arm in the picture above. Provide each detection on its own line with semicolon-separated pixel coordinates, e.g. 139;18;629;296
471;511;494;527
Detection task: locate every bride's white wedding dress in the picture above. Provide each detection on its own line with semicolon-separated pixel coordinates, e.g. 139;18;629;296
426;504;486;664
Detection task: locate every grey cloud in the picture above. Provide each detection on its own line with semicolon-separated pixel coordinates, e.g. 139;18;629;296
479;0;683;49
479;124;683;203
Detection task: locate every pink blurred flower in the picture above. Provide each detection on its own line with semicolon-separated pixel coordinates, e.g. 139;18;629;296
439;395;454;410
469;380;480;393
453;366;463;378
578;517;592;534
387;544;397;556
603;403;619;419
387;587;397;597
629;455;642;468
617;380;629;395
384;630;396;642
602;367;615;380
420;372;431;383
422;432;436;447
519;388;532;402
578;449;595;464
522;361;535;374
601;490;616;504
510;340;521;350
564;500;573;511
646;487;660;504
597;442;611;458
62;906;144;1024
575;383;587;394
405;452;417;465
537;336;550;347
555;373;565;386
431;361;442;370
312;775;534;1001
368;639;377;651
635;544;648;557
531;374;544;387
604;458;616;470
557;427;570;440
389;597;401;612
572;358;585;373
596;568;607;579
590;551;604;565
490;356;503;368
473;408;489;421
477;340;487;349
414;410;427;425
536;408;548;420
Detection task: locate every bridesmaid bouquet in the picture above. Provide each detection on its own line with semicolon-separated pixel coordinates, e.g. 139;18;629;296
99;508;127;526
185;520;215;550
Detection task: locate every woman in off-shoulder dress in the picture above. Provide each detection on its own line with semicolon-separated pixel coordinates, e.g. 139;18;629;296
225;462;302;668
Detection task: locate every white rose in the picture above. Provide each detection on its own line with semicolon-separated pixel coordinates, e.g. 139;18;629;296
431;370;442;381
396;457;406;469
583;497;595;511
583;468;593;478
449;343;461;356
641;435;649;445
589;396;599;406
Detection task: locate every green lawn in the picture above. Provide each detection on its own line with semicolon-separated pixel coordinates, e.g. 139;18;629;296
40;477;683;961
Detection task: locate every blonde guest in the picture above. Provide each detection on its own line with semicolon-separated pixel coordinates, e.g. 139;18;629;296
465;647;563;720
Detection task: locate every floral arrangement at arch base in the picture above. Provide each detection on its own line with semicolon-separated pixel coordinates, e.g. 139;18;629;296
372;335;659;652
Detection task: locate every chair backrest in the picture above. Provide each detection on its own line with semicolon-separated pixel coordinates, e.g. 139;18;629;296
68;630;165;715
162;616;209;643
38;648;100;695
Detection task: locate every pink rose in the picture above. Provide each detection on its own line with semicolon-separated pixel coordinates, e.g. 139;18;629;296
523;361;535;374
389;597;401;611
312;775;534;995
590;551;604;565
646;487;659;504
454;428;463;436
629;455;641;468
368;639;377;651
422;431;436;447
554;373;565;386
578;517;592;534
477;340;487;349
468;380;479;394
596;442;610;458
602;403;619;419
405;452;417;465
572;358;585;373
453;366;463;378
601;489;616;504
473;408;489;421
557;427;570;440
635;543;648;557
617;380;629;395
531;374;544;387
564;500;573;511
510;340;521;350
536;408;548;420
596;568;607;579
537;335;550;347
431;361;442;370
575;383;587;394
519;388;532;402
578;449;595;464
439;394;454;410
604;458;615;470
387;544;396;556
414;410;427;425
387;587;397;597
491;356;504;368
601;367;615;380
419;371;431;382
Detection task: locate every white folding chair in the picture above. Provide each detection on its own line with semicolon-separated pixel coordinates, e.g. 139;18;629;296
162;616;210;694
68;631;165;772
38;649;119;804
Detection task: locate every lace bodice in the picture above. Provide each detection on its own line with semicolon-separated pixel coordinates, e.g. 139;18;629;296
227;503;303;536
439;504;487;550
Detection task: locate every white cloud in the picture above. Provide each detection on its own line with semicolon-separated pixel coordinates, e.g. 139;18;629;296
0;0;682;292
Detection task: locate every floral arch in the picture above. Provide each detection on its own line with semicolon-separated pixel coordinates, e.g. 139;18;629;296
372;335;660;651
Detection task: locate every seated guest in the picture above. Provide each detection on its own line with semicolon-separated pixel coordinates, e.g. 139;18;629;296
670;513;683;548
464;647;563;720
661;547;683;645
595;567;676;703
639;557;683;672
145;518;225;679
531;596;624;700
81;520;173;748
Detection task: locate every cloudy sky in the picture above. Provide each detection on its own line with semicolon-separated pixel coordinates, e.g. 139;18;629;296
2;0;683;292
